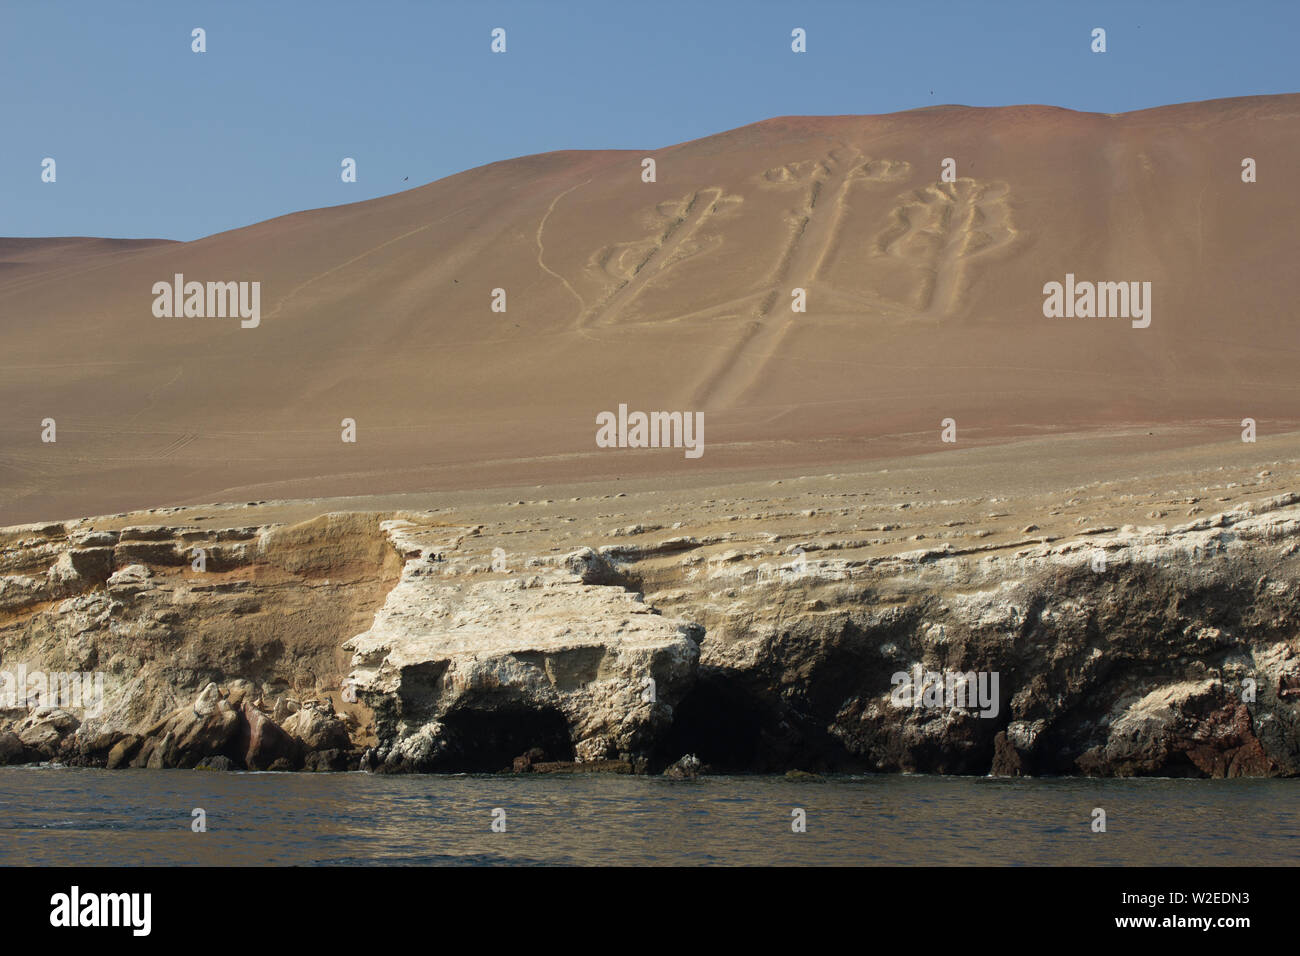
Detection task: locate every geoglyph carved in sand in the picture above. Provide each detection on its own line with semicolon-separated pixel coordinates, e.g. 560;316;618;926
693;147;928;407
563;149;1019;407
581;187;744;328
874;178;1018;317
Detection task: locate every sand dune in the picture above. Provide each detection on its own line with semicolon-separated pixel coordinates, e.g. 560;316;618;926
1;95;1298;524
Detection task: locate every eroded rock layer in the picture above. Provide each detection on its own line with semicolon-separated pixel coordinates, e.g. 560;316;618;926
2;441;1298;777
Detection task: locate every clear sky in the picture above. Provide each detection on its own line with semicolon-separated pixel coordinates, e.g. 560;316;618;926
3;0;1296;240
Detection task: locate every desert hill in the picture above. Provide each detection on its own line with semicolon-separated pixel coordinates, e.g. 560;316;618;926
2;94;1297;524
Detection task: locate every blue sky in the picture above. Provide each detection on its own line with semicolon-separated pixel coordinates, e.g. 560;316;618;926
3;0;1296;240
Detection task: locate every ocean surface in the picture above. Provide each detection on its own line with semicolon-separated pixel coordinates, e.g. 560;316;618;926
1;767;1296;866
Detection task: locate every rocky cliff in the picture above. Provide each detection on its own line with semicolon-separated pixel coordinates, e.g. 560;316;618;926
2;446;1298;778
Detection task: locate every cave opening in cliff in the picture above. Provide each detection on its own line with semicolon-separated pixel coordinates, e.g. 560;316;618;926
663;667;872;773
661;669;771;771
439;705;574;772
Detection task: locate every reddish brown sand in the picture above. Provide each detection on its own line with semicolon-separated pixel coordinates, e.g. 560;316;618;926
1;95;1297;526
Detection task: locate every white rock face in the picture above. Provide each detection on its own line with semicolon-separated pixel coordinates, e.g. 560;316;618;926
344;520;701;770
1;462;1296;777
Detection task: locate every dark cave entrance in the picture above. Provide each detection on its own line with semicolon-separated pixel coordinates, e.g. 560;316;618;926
438;705;574;772
662;670;767;770
663;668;871;773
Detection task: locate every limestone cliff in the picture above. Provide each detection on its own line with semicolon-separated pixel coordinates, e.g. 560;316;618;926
2;460;1298;778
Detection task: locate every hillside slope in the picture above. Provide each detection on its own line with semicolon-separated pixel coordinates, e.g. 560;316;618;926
1;95;1297;523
